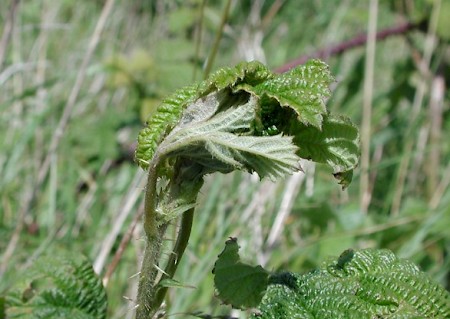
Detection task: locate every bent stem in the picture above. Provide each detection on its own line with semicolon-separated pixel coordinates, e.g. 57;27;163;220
136;157;201;318
136;159;164;319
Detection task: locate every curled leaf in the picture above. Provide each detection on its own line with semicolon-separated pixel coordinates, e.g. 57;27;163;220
136;60;359;185
292;114;360;188
252;59;333;128
136;84;198;169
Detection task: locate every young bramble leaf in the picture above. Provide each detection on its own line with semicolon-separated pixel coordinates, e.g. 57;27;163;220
199;61;273;94
251;59;333;129
160;95;300;180
135;59;358;185
292;114;360;188
135;60;361;318
136;84;199;169
213;238;270;309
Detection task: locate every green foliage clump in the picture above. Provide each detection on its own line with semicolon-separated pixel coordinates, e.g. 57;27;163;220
213;239;450;319
135;59;360;318
2;254;107;319
136;59;359;186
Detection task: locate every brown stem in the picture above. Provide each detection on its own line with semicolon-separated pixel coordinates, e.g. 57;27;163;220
275;20;421;73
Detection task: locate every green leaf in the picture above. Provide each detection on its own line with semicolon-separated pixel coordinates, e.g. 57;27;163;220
135;83;198;169
291;114;360;188
252;59;333;128
136;59;359;185
213;238;270;309
254;249;450;319
3;253;107;319
160;94;301;180
199;60;273;94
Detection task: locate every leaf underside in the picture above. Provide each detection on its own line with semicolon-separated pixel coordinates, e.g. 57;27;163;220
135;59;359;186
292;114;360;188
161;94;300;180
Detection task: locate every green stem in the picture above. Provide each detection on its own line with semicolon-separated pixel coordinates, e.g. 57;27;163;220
136;158;202;318
136;159;165;319
136;225;166;319
154;207;195;307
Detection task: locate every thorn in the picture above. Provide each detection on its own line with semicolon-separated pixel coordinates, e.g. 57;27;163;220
154;264;169;276
129;271;140;279
122;295;135;302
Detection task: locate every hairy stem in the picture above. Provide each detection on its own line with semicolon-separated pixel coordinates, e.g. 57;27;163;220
154;207;195;307
136;159;164;319
136;157;203;318
136;225;167;319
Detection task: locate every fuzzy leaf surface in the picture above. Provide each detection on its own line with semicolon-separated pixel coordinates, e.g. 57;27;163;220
198;60;273;94
136;60;359;185
250;59;333;128
159;95;300;180
135;84;198;169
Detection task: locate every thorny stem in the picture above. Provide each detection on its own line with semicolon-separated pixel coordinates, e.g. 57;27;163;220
136;154;202;318
154;207;195;308
136;157;164;319
136;224;167;319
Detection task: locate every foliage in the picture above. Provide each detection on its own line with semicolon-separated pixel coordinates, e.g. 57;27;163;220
213;239;450;318
212;238;269;309
1;254;107;319
136;59;358;183
135;59;359;318
0;1;449;318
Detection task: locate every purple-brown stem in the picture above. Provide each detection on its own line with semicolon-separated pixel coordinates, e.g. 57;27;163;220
275;21;421;73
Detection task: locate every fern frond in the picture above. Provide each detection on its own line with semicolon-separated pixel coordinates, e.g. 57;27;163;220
4;253;107;319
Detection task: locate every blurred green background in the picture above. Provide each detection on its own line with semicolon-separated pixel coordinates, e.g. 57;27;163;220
0;0;449;318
